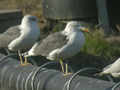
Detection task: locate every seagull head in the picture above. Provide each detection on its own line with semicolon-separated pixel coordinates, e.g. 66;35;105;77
64;21;89;34
21;15;38;26
20;14;40;39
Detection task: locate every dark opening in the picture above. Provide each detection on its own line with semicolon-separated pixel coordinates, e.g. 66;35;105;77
107;0;120;24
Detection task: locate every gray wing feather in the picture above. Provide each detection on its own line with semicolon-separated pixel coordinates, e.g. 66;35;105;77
103;64;112;71
0;25;20;48
34;32;68;56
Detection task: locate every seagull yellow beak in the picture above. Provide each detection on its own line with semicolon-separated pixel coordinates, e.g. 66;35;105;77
80;27;89;33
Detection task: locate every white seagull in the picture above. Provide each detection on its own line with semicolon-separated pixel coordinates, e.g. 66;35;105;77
0;15;40;65
99;58;120;78
24;21;89;76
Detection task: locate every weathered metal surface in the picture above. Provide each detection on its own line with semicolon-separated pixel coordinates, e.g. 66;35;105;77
96;0;113;35
42;0;97;20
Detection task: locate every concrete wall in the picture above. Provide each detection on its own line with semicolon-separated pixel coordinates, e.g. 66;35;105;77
0;9;23;33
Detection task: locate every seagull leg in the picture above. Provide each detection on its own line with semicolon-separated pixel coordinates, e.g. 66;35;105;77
64;63;72;76
21;57;31;66
18;50;23;65
59;59;65;74
59;59;72;76
18;51;30;66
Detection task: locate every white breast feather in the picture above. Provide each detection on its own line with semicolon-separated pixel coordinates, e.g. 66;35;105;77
47;31;85;60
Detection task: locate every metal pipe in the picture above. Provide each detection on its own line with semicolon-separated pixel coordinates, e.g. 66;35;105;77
0;53;117;90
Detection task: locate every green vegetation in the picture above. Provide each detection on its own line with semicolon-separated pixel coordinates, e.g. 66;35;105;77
81;30;120;60
52;22;66;32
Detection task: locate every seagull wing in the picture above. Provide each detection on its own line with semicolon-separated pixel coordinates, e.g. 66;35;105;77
0;25;20;48
103;64;112;71
33;31;68;56
102;58;120;73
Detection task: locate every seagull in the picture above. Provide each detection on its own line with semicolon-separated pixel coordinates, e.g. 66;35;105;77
24;21;89;76
98;58;120;78
0;15;40;65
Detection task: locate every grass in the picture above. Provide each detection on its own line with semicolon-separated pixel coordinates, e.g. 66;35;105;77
81;30;120;60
